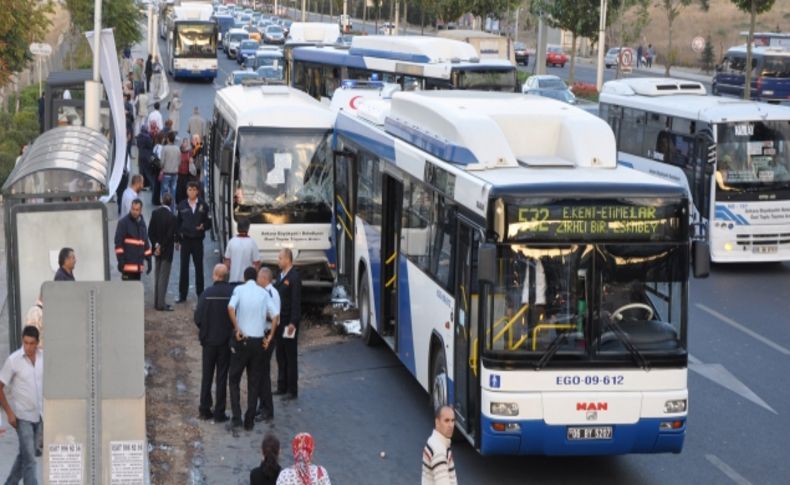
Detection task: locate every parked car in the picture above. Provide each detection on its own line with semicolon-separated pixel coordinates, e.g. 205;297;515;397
379;22;395;35
546;45;568;68
605;47;622;68
514;42;529;66
263;24;286;44
521;75;576;104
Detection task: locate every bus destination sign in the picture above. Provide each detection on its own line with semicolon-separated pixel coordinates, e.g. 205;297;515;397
506;203;684;241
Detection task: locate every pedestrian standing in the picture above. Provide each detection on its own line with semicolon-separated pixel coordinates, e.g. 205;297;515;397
647;44;655;68
190;133;204;185
132;58;144;96
161;131;181;210
421;405;458;485
148;193;178;311
636;44;643;68
187;106;207;142
194;264;234;422
168;90;183;134
135;91;149;135
147;102;163;136
276;433;331;485
115;199;153;281
176;181;211;302
137;125;155;191
150;55;164;101
274;248;301;401
120;47;133;80
227;267;279;430
176;137;193;205
0;326;44;485
121;174;145;219
145;54;153;94
250;434;282;485
224;218;260;283
256;267;280;423
54;247;77;281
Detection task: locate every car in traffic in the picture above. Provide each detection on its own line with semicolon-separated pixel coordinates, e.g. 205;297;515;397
244;49;284;70
605;47;622;68
546;45;568;68
256;65;284;82
514;42;529;66
335;34;353;48
225;29;250;58
225;69;259;86
263;24;286;44
237;39;261;65
244;25;262;43
522;74;576;104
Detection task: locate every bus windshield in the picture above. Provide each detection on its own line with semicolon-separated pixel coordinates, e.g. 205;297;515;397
234;128;332;222
454;68;517;92
716;120;790;195
175;24;217;58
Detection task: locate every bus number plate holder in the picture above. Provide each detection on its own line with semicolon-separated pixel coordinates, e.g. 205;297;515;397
567;426;613;441
753;246;778;254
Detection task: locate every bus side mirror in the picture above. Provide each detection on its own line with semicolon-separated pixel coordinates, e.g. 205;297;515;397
692;240;710;278
220;145;232;175
477;243;497;284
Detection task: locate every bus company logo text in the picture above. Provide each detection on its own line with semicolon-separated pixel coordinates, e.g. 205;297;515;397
577;402;608;411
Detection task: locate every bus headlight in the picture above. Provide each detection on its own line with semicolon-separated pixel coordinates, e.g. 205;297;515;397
490;402;519;416
664;399;687;413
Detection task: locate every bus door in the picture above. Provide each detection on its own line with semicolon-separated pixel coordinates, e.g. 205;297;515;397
453;219;480;439
381;174;402;342
692;132;716;233
333;149;356;290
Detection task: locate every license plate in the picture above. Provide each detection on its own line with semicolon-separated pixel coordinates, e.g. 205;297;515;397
567;426;612;441
753;246;778;254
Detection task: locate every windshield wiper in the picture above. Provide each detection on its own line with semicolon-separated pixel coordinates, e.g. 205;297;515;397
606;317;650;371
535;331;570;370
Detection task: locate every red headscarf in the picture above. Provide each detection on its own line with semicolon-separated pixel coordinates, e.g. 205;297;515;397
292;432;315;485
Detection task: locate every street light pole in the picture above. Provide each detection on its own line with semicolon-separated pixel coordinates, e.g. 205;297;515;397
302;0;306;21
84;0;103;130
595;0;608;92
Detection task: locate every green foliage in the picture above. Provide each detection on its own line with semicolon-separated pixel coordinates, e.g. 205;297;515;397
730;0;775;14
65;0;143;52
656;0;710;76
469;0;522;19
700;35;715;73
0;1;54;86
434;0;470;24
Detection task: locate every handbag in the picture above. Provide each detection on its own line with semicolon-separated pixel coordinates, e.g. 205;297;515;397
188;158;197;176
150;153;162;172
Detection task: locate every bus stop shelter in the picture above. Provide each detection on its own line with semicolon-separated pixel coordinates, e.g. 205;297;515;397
2;125;111;352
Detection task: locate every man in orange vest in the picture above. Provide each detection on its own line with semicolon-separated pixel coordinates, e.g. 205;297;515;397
115;199;153;281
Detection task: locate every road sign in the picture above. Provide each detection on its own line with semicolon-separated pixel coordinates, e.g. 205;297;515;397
30;42;53;56
619;47;634;73
692;36;706;54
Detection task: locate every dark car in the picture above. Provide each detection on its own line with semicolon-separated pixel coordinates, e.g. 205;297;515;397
514;42;529;66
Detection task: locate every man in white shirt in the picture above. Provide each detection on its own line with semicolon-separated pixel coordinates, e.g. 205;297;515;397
147;101;163;133
224;218;260;283
0;326;44;485
121;174;144;219
421;405;458;485
187;106;206;141
255;267;280;422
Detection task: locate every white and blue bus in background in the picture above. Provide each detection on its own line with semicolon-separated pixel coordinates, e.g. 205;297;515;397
600;78;790;262
167;2;218;81
209;83;337;300
290;35;518;102
332;87;709;455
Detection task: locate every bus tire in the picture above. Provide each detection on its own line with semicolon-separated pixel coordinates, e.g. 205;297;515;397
358;271;380;346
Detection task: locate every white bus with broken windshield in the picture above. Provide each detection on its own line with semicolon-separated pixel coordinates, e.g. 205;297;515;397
209;84;336;298
600;78;790;262
333;89;709;455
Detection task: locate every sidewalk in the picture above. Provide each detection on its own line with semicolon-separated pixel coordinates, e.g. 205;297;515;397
575;56;712;84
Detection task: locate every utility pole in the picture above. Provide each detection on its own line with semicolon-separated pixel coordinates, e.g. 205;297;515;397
394;0;399;36
595;0;608;92
535;12;547;75
514;6;520;44
302;0;306;21
84;0;103;130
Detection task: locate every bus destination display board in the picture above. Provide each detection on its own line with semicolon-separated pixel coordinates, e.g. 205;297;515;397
506;202;684;241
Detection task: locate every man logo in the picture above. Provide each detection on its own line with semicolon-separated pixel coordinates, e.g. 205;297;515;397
577;402;608;411
586;411;598;421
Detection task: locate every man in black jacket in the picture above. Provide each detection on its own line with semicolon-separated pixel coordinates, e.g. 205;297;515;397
115;199;152;281
176;181;211;302
148;193;178;311
194;263;234;422
275;248;301;400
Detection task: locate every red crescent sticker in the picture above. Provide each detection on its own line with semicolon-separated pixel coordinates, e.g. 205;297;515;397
349;95;362;110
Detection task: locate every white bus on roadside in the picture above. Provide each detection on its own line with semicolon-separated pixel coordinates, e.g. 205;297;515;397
209;84;337;298
600;78;790;262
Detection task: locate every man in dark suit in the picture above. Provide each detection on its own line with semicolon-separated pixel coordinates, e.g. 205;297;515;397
194;264;234;422
176;181;211;303
274;248;301;400
148;193;178;311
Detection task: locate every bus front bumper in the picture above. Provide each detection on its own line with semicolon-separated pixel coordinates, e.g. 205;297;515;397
479;415;686;456
174;69;216;80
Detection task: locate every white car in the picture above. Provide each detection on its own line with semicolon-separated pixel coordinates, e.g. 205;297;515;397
605;47;622;68
522;75;577;104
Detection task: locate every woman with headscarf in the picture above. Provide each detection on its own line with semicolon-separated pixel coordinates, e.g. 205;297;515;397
276;433;331;485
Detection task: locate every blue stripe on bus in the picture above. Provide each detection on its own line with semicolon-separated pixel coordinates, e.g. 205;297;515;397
174;69;217;80
348;47;431;64
479;415;685;456
396;255;416;374
618;160;634;169
714;204;749;225
384;118;479;166
336;114;396;161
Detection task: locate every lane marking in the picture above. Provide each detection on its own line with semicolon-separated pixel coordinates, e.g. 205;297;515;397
705;454;753;485
696;303;790;356
688;354;777;415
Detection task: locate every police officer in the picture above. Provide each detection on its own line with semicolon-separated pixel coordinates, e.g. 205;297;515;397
274;248;301;400
115;199;152;281
176;181;211;302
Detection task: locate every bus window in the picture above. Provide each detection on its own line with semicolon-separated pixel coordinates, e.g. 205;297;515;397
401;178;432;268
357;151;382;227
761;55;790;78
323;67;342;98
431;197;455;290
644;112;670;161
619;108;645;156
717;120;790;191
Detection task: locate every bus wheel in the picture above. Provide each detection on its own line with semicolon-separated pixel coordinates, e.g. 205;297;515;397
358;272;380;346
430;350;448;413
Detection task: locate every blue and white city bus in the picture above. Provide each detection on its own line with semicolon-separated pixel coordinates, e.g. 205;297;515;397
600;78;790;262
209;84;337;299
291;35;518;102
167;3;218;81
332;88;709;455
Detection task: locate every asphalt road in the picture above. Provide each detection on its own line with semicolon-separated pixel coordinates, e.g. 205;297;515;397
158;34;790;484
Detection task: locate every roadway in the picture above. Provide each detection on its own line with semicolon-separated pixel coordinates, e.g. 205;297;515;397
151;40;790;483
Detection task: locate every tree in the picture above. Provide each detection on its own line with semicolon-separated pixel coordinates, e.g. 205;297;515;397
656;0;709;77
469;0;522;25
0;0;54;87
731;0;776;99
700;34;715;73
434;0;471;27
608;0;650;79
65;0;143;52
